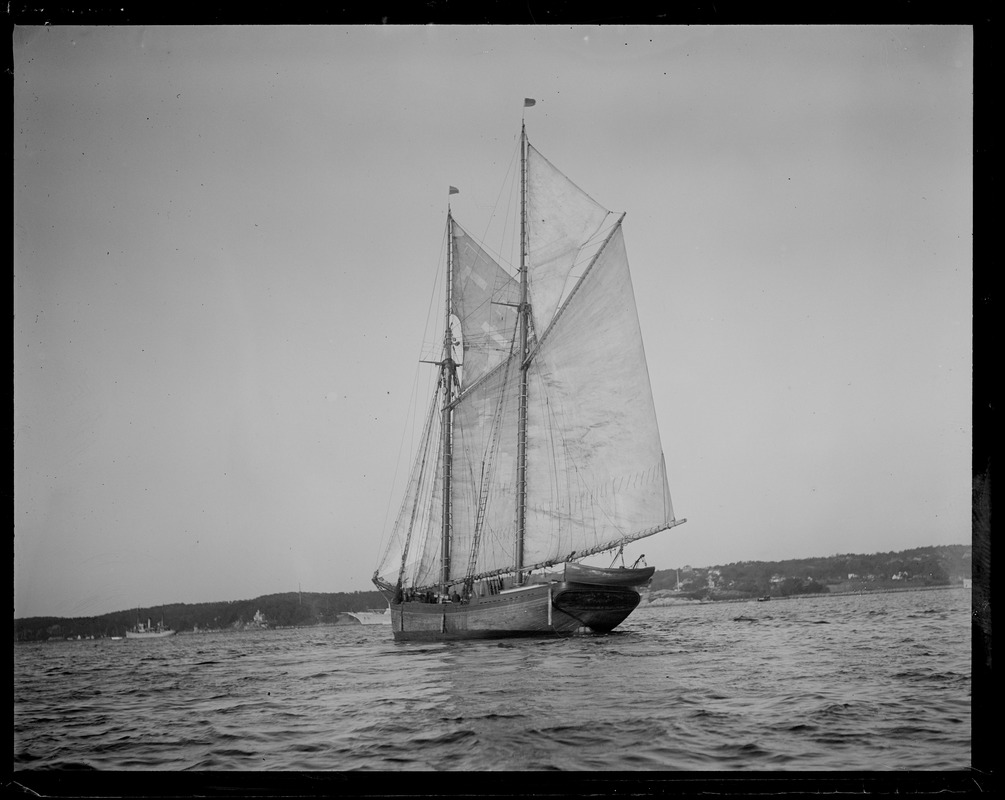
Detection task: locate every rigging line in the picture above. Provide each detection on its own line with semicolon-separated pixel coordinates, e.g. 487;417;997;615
406;522;674;594
526;141;610;221
378;243;447;550
376;326;440;563
627;244;675;520
525;214;625;365
449;339;520;409
573;519;686;562
380;383;441;585
424;223;451;347
463;360;512;581
414;222;452;366
375;355;426;565
533;362;571;556
534;350;651;550
455;312;521;579
560;214;620;292
415;431;446;588
546;207;618;313
378;220;449;583
452;219;513;275
455;288;517;332
455;303;516;350
452;219;518;286
404;415;443;590
476;138;521;273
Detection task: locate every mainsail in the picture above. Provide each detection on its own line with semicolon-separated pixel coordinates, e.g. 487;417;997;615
374;129;678;594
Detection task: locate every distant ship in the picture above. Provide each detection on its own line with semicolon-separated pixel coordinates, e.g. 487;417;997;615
346;609;392;626
125;618;176;639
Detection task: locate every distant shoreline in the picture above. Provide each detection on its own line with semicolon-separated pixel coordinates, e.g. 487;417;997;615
645;583;967;607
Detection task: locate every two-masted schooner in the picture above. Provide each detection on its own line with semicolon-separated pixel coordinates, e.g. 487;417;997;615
373;105;685;640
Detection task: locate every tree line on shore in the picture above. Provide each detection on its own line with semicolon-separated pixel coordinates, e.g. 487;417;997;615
15;545;970;641
647;544;971;601
13;589;387;642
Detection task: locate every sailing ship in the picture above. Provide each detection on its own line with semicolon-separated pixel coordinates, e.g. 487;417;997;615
372;105;685;640
125;617;176;639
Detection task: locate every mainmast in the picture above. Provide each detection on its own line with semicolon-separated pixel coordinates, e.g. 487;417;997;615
514;120;530;585
439;208;457;596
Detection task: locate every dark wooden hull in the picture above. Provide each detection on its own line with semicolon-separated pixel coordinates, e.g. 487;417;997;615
389;581;641;641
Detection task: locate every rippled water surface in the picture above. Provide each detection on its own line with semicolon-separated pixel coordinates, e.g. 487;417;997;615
14;588;971;773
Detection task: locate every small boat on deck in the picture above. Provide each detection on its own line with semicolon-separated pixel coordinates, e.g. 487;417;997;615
539;562;657;589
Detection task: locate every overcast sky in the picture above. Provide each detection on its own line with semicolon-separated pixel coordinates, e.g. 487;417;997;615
14;25;972;619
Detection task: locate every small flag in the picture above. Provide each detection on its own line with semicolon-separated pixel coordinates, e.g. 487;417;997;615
449;186;459;195
524;98;536;107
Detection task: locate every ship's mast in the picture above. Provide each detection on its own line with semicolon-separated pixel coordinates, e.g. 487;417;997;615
515;121;529;585
439;209;456;596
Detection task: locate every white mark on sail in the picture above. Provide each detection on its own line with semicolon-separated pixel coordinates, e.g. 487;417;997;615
482;320;510;350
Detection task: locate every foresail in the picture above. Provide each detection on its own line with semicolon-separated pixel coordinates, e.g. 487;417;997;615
523;223;674;565
447;354;522;581
450;221;519;390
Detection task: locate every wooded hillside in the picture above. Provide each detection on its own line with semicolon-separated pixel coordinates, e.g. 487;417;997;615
647;544;971;601
14;590;387;642
15;545;971;640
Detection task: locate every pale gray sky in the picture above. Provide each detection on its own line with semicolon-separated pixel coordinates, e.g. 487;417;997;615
14;25;973;618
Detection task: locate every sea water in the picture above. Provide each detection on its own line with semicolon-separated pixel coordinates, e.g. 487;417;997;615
14;587;972;778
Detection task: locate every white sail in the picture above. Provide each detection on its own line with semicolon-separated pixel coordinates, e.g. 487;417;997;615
523;223;673;565
526;144;612;336
447;355;521;581
450;220;519;390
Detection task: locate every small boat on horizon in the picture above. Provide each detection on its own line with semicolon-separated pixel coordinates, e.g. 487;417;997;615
346;608;392;626
125;618;176;639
